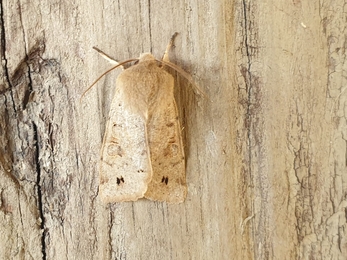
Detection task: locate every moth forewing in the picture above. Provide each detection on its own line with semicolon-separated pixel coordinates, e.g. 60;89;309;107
144;87;187;203
99;70;153;203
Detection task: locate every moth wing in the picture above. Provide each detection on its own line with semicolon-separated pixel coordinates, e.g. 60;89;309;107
99;87;152;203
145;97;187;204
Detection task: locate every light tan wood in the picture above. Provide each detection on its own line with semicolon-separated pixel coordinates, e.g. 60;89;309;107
0;0;346;259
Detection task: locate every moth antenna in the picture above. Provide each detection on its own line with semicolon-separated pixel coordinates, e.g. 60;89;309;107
158;59;206;98
81;59;138;99
93;46;119;65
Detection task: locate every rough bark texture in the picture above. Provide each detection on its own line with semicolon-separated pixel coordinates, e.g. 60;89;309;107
0;0;346;259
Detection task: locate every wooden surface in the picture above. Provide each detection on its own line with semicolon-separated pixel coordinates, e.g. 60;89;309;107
0;0;346;259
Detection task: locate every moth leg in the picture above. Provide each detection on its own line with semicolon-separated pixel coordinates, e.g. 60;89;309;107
93;46;124;68
162;32;178;63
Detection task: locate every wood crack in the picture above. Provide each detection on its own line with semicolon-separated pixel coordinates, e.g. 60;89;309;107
32;122;47;260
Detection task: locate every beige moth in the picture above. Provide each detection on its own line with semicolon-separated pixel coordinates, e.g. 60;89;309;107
85;33;196;204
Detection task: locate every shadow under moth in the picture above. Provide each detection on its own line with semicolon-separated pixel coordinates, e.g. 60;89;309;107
83;33;199;204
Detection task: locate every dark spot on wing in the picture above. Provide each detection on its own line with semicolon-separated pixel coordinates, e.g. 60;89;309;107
161;176;169;185
117;176;125;185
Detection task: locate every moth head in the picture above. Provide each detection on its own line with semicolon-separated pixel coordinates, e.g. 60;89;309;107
138;53;156;62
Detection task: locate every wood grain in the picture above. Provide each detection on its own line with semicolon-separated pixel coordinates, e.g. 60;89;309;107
0;0;346;259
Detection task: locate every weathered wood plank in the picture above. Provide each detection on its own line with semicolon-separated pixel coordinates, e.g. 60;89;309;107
0;0;346;259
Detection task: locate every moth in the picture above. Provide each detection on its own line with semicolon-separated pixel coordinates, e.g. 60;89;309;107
84;33;198;204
